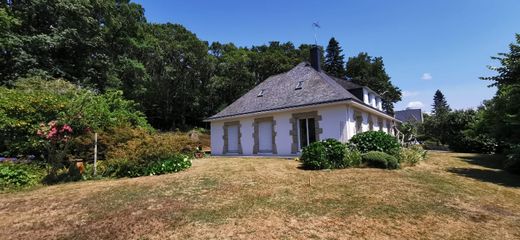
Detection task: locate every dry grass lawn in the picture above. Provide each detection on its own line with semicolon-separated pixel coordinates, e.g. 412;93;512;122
1;151;520;239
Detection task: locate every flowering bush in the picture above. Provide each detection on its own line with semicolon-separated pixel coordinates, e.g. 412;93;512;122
36;120;76;178
0;77;151;158
37;121;73;142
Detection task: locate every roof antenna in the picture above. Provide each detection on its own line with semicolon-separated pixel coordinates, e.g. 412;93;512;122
312;22;320;46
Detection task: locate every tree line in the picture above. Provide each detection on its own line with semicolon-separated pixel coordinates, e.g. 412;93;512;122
401;35;520;172
0;0;401;130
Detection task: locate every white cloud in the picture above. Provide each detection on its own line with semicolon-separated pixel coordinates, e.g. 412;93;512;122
407;101;424;109
402;90;420;97
421;73;432;80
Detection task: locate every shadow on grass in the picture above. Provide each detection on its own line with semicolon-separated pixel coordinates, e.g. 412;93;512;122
448;168;520;188
457;154;505;170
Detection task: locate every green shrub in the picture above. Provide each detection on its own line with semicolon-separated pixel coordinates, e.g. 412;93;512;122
323;139;349;169
361;151;400;170
301;139;351;170
301;141;330;170
344;147;362;167
146;154;192;175
0;163;46;190
100;153;192;178
504;145;520;174
398;145;427;166
0;78;151;158
349;131;401;155
107;132;196;161
386;155;400;170
448;134;497;154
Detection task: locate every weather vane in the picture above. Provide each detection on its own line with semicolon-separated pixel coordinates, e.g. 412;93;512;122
312;22;321;46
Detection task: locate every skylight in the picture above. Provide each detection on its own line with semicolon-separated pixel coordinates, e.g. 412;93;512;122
257;89;265;97
295;81;304;90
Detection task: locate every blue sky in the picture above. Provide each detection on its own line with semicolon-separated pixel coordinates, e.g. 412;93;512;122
133;0;520;111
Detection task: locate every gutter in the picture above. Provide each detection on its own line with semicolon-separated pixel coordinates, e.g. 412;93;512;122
204;98;400;123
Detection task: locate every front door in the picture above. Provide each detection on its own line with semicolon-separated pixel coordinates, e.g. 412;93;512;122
298;118;316;150
258;121;273;153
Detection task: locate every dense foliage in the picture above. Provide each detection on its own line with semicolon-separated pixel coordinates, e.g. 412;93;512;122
420;33;519;163
504;145;520;174
301;139;344;170
94;132;195;178
100;153;192;178
346;53;402;114
323;38;346;78
349;131;400;155
421;93;497;154
0;162;46;190
481;34;520;150
106;132;196;161
361;151;400;170
397;145;427;166
299;137;423;170
300;139;363;170
0;1;397;130
0;78;150;157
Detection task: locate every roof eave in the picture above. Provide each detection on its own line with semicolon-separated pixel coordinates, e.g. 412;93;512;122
204;98;400;122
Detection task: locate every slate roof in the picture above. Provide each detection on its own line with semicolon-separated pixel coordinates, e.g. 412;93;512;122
395;108;423;123
207;62;391;120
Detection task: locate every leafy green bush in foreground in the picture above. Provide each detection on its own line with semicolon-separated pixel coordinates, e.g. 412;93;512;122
0;163;46;190
398;145;427;166
301;139;362;170
361;151;400;170
504;145;520;174
350;131;400;155
100;154;192;178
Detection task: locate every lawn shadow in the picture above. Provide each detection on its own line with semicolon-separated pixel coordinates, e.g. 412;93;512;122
457;154;505;170
446;154;520;188
448;168;520;188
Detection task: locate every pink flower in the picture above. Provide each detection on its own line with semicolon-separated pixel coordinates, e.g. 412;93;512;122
61;124;72;133
46;127;58;139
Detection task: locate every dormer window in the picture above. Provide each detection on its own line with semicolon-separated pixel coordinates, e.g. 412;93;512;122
257;89;265;97
295;81;304;90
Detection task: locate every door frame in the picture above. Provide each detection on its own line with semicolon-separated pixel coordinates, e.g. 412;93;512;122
290;111;322;154
223;121;242;154
253;117;277;154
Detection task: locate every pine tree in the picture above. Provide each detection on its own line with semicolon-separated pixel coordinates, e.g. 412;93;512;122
323;37;346;78
432;90;450;115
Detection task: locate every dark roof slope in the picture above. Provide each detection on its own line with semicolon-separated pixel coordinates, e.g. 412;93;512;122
395;109;423;123
207;62;388;120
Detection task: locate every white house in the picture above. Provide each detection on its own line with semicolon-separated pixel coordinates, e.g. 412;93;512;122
205;47;399;156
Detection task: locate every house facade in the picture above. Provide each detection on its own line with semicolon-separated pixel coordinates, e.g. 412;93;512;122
205;47;399;156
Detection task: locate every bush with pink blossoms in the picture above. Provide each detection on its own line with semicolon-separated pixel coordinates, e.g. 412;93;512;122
36;120;76;180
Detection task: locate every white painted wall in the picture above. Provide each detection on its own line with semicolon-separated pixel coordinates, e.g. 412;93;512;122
209;103;396;156
273;111;293;155
317;105;348;141
361;112;369;132
372;115;379;130
382;119;388;133
346;107;355;141
240;118;254;154
376;98;383;110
